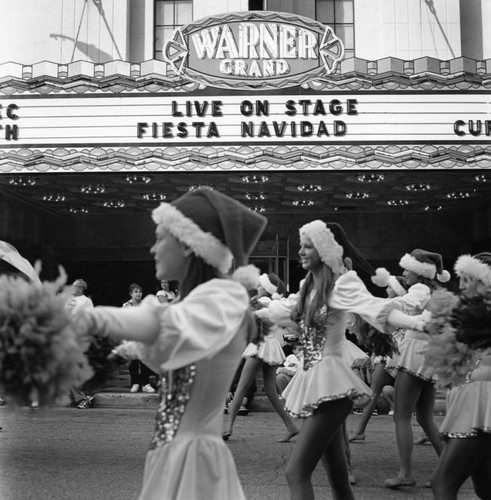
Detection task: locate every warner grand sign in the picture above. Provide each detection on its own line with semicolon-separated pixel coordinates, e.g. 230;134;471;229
163;11;344;89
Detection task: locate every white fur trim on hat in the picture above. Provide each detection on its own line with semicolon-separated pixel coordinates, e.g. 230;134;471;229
399;253;437;279
299;220;344;273
259;273;277;295
454;254;491;288
152;203;233;274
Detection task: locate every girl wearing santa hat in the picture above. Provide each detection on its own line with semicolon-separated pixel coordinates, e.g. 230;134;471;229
266;221;427;500
382;248;450;489
428;252;491;499
223;272;300;443
77;188;267;500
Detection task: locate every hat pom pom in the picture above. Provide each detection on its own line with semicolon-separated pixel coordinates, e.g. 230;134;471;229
437;269;451;283
371;267;391;287
232;264;261;291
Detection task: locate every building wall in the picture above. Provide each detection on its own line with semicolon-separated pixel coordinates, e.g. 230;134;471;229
2;0;489;66
0;0;130;65
355;0;462;60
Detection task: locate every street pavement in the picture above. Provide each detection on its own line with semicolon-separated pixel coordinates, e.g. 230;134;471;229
0;405;478;500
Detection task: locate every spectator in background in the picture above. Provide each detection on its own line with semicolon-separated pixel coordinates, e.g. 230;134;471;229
156;279;177;304
123;283;156;393
65;278;95;409
276;340;302;394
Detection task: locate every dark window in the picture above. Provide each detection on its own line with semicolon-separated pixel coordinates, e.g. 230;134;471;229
155;0;193;61
249;0;265;9
316;0;354;58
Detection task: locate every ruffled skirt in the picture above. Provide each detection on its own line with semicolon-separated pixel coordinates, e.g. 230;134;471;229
242;336;285;366
387;335;435;382
440;380;491;438
139;435;245;500
282;355;372;418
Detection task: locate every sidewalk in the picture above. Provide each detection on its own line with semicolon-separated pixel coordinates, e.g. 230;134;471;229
93;387;448;414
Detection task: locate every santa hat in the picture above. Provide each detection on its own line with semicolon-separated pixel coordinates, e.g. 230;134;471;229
399;248;450;282
259;273;277;295
454;253;491;289
299;220;344;273
151;188;267;275
371;268;407;296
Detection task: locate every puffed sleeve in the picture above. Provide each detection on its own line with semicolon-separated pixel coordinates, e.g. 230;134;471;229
267;293;299;328
395;283;431;313
329;271;401;333
86;279;250;372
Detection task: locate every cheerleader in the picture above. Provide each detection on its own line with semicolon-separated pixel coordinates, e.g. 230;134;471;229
76;188;268;500
267;221;424;500
349;273;409;442
223;273;300;442
429;252;491;499
383;249;450;488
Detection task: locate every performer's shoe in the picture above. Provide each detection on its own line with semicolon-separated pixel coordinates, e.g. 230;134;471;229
384;476;416;489
349;433;365;442
238;405;249;416
278;428;299;443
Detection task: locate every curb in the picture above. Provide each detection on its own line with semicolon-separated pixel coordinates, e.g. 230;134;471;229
93;392;447;415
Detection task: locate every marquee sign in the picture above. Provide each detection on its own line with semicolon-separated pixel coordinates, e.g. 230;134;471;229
0;93;490;147
163;11;344;90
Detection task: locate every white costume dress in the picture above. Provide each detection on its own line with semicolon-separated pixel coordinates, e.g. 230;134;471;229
269;271;396;418
87;279;249;500
385;283;434;381
242;297;286;366
439;351;491;438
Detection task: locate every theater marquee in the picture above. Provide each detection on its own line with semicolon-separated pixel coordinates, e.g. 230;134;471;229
0;93;490;147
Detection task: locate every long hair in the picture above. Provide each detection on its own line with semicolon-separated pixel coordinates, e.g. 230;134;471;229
293;266;336;328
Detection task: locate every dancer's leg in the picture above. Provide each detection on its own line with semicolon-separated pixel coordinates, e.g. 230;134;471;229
414;380;443;455
321;423;356;500
384;370;421;487
432;435;491;500
350;363;393;441
262;364;299;442
286;398;353;500
223;357;260;437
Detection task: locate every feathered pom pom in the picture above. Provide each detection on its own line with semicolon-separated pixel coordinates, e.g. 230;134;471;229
0;271;93;407
437;269;451;283
232;264;261;292
371;268;391;287
424;289;479;388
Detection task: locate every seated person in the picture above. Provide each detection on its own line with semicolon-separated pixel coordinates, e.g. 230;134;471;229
276;340;302;394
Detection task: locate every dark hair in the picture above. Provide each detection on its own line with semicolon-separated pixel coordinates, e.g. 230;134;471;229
178;255;222;299
128;283;143;294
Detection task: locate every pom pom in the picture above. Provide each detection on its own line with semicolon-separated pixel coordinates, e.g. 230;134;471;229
0;271;93;407
437;269;451;283
371;267;391;287
232;264;260;291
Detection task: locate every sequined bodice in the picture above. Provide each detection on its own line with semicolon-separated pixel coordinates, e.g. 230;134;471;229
149;364;196;450
300;305;329;370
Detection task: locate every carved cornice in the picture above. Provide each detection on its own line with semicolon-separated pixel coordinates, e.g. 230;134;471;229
1;144;490;173
0;57;491;94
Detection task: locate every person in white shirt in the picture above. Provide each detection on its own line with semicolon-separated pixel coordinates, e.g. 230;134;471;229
65;278;95;408
65;279;94;313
